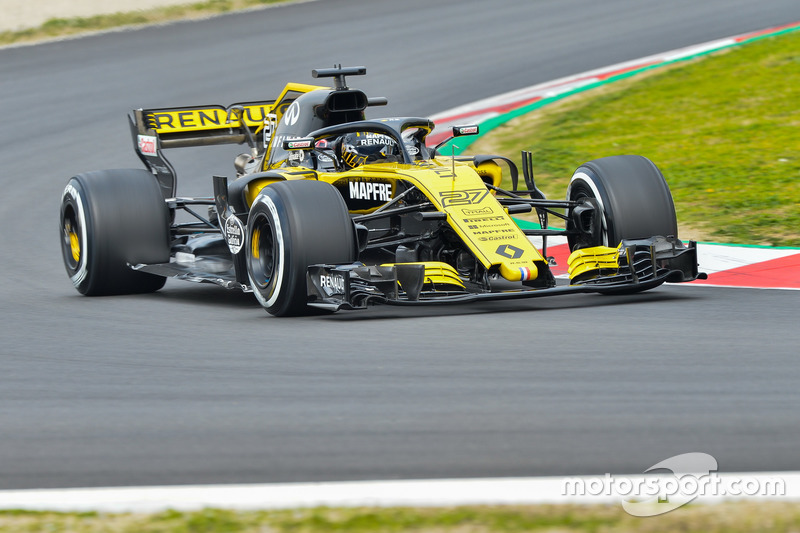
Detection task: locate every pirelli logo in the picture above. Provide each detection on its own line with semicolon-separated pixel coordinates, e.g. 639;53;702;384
144;104;273;133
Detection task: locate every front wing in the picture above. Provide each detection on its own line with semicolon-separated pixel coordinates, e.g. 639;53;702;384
306;237;706;311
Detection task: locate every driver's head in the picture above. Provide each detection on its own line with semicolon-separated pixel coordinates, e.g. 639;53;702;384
337;132;398;169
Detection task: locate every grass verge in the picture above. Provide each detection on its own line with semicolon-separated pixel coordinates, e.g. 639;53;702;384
0;0;297;47
2;501;800;532
468;30;800;246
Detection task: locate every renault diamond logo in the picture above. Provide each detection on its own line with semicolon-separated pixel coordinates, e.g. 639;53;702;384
495;244;524;259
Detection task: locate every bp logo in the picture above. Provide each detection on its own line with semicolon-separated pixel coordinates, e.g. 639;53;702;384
495;244;524;259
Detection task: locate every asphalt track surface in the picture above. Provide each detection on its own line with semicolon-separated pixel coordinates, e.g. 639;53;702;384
1;0;798;490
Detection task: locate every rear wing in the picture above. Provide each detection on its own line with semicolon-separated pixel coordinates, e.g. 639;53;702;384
133;102;274;148
129;83;325;198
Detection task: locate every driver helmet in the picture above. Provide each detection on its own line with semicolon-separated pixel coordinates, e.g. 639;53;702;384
337;132;399;169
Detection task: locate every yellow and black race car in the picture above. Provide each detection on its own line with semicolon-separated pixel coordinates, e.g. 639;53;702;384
60;66;705;316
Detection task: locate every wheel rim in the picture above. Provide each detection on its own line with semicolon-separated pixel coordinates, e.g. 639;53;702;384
61;204;81;272
249;213;276;288
568;183;607;250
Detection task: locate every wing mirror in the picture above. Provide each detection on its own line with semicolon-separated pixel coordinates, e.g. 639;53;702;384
431;125;480;157
282;138;315;150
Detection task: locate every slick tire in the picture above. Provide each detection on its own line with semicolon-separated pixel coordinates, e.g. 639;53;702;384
60;169;170;295
246;180;357;317
566;155;678;250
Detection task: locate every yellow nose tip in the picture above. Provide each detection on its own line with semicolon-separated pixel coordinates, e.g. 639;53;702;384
498;262;538;282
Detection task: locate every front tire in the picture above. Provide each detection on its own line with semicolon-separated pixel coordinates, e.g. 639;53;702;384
566;155;678;250
60;169;170;295
246;180;356;316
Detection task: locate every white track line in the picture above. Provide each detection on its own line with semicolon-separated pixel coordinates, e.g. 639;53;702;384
1;473;799;512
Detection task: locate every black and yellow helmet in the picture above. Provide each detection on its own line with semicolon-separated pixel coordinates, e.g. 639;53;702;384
336;132;399;169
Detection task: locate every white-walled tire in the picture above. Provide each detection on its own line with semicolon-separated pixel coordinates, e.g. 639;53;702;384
59;169;170;295
566;155;678;250
246;180;356;316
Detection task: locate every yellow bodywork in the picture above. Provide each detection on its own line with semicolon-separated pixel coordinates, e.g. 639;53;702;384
245;175;312;206
378;161;544;282
382;262;465;289
567;245;621;281
471;159;502;188
259;158;546;283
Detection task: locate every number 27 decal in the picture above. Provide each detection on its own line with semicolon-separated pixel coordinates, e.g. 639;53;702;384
439;189;490;207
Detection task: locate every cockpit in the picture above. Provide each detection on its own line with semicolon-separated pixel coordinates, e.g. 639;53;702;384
278;118;435;172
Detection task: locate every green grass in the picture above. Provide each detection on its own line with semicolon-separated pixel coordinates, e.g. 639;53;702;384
469;30;800;246
2;502;800;532
0;0;296;46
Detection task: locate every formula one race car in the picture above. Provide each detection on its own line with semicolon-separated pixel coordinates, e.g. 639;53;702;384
60;66;705;316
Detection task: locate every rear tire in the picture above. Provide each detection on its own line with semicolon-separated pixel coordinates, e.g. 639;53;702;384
246;180;357;316
566;155;678;250
60;169;170;295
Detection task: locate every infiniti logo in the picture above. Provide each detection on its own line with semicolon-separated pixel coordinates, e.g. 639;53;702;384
284;101;301;126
